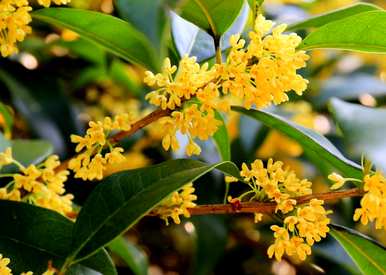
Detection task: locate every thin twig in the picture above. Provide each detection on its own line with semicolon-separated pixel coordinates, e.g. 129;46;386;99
152;188;364;216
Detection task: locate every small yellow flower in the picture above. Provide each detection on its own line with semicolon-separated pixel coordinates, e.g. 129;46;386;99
328;172;347;190
354;171;386;229
254;213;263;223
0;147;13;166
153;183;197;225
69;114;134;180
37;0;71;8
0;254;12;275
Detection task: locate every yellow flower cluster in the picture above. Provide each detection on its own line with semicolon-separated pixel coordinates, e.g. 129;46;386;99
0;254;12;275
69;114;133;180
268;199;331;261
0;254;56;275
37;0;71;8
220;15;309;109
0;148;73;216
144;16;309;156
239;158;312;213
355;172;386;229
0;0;69;57
152;183;197;225
227;158;330;261
328;169;386;230
0;0;31;57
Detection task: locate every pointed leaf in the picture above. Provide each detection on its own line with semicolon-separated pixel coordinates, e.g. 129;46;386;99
178;0;244;36
232;106;362;178
288;3;381;31
329;98;386;173
299;11;386;53
0;200;116;274
108;237;148;275
71;159;239;260
32;8;159;70
213;111;231;161
330;225;386;275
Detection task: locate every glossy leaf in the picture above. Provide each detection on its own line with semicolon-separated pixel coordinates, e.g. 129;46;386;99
330;98;386;173
330;225;386;275
288;3;381;31
178;0;244;36
213;112;231;161
171;2;249;62
115;0;167;53
299;11;386;53
71;159;240;260
0;200;116;274
232;106;362;178
108;237;148;275
32;8;159;70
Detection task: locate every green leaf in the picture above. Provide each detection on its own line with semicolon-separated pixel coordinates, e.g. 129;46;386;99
232;106;362;178
11;139;53;167
312;74;386;107
115;0;167;53
329;98;386;173
32;8;159;70
178;0;244;37
0;200;116;274
108;237;148;275
213;112;231;161
299;11;386;53
191;216;227;275
171;2;248;62
109;60;143;97
70;159;240;260
330;225;386;275
56;38;106;66
288;3;381;31
0;102;13;136
0;69;65;154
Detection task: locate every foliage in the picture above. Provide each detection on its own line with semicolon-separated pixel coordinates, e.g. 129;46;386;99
1;0;386;274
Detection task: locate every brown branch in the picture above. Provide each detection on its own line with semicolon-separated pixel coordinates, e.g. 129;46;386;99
110;108;171;143
55;108;171;171
177;188;364;216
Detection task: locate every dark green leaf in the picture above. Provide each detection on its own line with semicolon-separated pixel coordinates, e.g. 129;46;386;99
329;98;386;173
232;106;362;178
288;3;381;31
115;0;167;53
177;0;244;36
330;225;386;275
191;216;227;275
32;8;159;70
213;112;231;161
0;69;65;154
108;237;148;275
0;200;116;274
299;11;386;53
71;159;240;260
